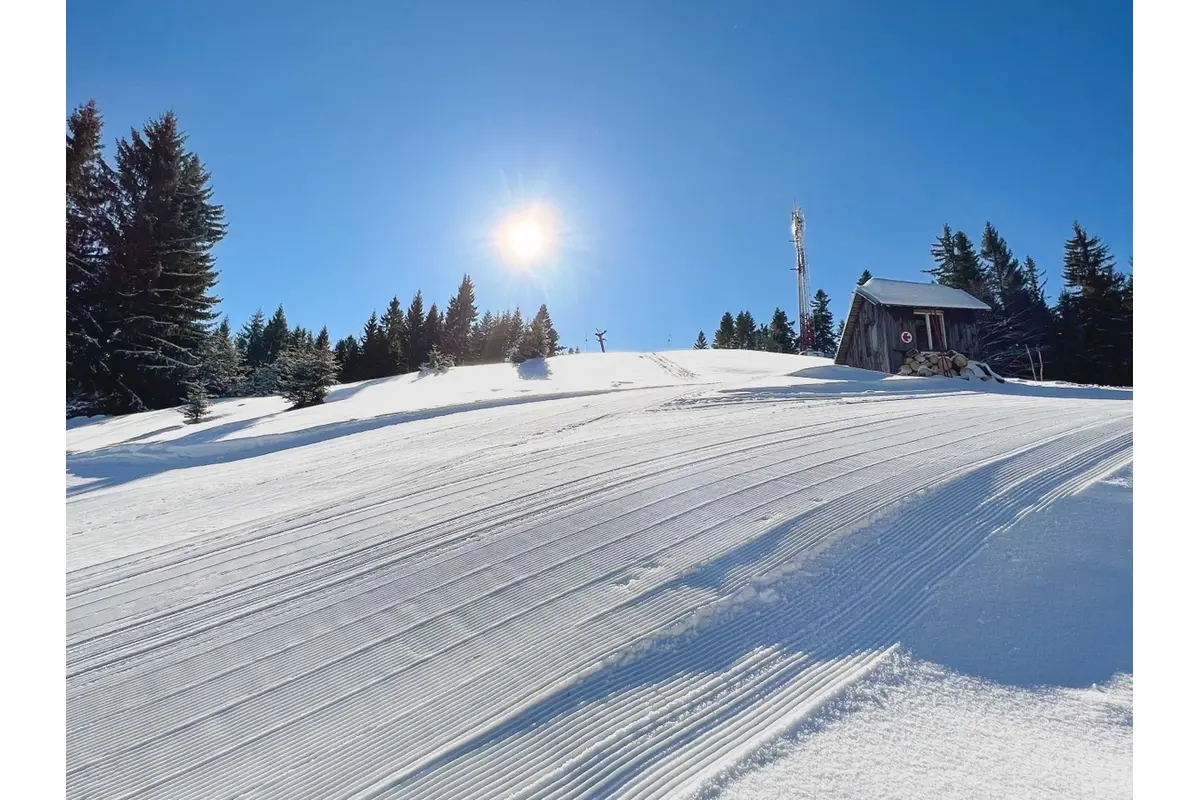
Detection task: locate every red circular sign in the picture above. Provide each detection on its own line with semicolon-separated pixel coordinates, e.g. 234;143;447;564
900;331;913;344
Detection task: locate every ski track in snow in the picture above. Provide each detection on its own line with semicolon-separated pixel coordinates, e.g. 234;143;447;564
65;354;1132;800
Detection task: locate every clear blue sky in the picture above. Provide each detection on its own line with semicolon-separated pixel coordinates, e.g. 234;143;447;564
67;0;1131;351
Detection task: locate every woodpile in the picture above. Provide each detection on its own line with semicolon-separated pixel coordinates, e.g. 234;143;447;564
896;349;1001;381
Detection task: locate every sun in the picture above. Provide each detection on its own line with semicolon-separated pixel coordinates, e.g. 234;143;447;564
507;218;544;260
496;204;557;268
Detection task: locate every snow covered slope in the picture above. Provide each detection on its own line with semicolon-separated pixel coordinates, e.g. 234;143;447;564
65;351;1132;799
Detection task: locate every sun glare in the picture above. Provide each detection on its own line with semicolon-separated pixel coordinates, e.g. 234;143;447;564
496;204;557;268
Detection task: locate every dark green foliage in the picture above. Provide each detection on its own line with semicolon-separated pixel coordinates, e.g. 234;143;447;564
83;110;226;412
926;224;993;305
506;308;525;354
693;331;708;349
424;303;445;355
835;319;845;343
1052;223;1132;386
66;101;116;407
279;338;338;408
199;317;243;396
763;308;798;354
262;305;290;364
334;336;362;383
857;270;873;286
179;382;212;424
508;315;550;363
809;290;837;354
713;312;736;349
382;295;407;374
402;291;428;370
733;311;757;350
532;304;562;356
237;309;269;368
442;275;478;362
359;311;393;379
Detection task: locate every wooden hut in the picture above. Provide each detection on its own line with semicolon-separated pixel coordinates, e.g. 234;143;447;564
833;278;991;374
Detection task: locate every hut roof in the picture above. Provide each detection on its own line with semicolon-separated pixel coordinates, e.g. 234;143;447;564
855;278;991;311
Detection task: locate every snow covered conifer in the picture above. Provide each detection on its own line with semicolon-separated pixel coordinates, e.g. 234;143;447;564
421;345;454;374
279;341;337;409
693;331;708;349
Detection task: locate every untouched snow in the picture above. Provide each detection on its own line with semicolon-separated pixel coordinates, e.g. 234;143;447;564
65;351;1133;799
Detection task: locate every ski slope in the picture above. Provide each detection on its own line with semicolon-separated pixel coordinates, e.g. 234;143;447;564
65;351;1133;799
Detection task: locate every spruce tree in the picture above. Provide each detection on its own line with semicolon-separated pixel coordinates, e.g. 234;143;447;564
424;303;445;356
733;311;757;350
506;307;525;354
382;295;407;374
262;305;290;363
103;112;226;410
761;308;797;353
713;312;736;349
334;335;363;383
237;309;269;368
199;317;243;396
1054;223;1131;385
66;101;116;409
442;274;478;362
402;291;427;370
279;337;338;408
360;311;392;379
926;225;992;305
835;319;845;343
809;290;836;354
693;331;708;349
857;269;873;286
179;382;213;424
532;304;561;355
509;315;550;363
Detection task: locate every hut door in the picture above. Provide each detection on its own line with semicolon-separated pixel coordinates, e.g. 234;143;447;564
914;310;946;350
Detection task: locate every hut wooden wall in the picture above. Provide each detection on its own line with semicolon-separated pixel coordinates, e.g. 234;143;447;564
837;299;982;374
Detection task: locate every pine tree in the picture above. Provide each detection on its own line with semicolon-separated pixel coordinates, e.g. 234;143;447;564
421;345;454;373
401;291;427;370
442;274;478;362
1054;223;1131;386
977;223;1052;377
102;112;227;411
334;335;362;383
693;331;708;349
733;311;757;350
237;309;269;368
532;304;561;355
279;337;338;408
713;312;736;349
857;269;873;286
382;295;407;374
315;326;331;353
809;290;836;354
926;225;992;305
262;305;290;363
506;307;525;354
199;317;243;396
179;382;212;424
66;101;116;410
761;308;797;354
424;303;445;356
360;311;392;379
835;319;845;343
509;315;550;363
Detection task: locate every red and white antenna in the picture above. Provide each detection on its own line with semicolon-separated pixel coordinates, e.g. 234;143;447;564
790;206;811;348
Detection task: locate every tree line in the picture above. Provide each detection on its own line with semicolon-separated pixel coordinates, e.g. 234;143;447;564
694;287;841;356
66;102;564;418
696;215;1132;388
923;220;1131;386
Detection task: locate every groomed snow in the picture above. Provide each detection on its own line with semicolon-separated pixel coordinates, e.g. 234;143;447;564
65;351;1132;799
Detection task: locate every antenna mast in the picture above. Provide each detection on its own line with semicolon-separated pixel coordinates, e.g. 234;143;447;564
790;206;811;349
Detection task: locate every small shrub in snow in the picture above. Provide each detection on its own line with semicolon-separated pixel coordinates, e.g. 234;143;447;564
508;319;551;364
420;345;454;374
179;383;213;424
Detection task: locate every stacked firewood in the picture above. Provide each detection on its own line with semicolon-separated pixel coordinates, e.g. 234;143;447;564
897;349;971;378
